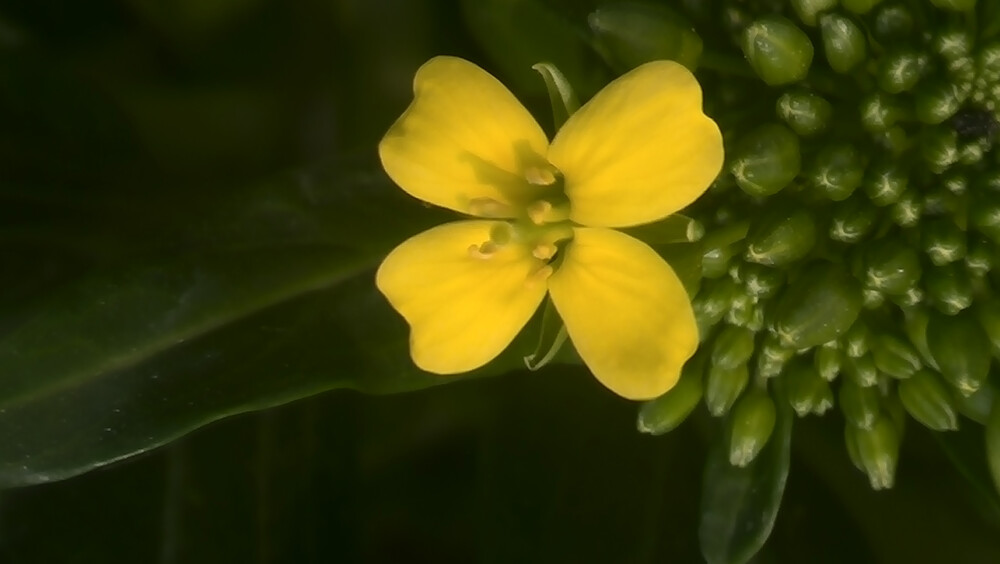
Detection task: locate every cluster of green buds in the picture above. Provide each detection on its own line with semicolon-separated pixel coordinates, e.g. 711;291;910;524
631;0;1000;491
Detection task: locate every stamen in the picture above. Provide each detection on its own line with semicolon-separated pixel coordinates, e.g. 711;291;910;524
525;265;554;287
467;241;498;259
467;197;513;218
532;243;558;260
527;199;572;226
524;166;557;186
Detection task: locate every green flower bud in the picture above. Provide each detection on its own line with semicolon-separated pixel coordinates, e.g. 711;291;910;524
815;341;843;381
638;353;706;435
785;359;835;416
855;415;900;490
863;238;922;295
965;236;995;277
589;3;703;72
898;369;959;431
791;0;838;26
830;195;878;243
958;141;986;165
933;27;972;60
889;190;923;227
840;378;882;429
927;310;991;395
871;3;914;43
930;0;977;11
725;292;762;329
859;92;906;132
807;143;866;201
862;159;908;206
925;263;973;315
870;332;922;379
739;262;786;300
819;12;867;73
841;0;883;14
842;320;869;358
694;279;738;337
954;384;993;425
915;80;965;124
902;308;940;371
773;262;863;348
978;300;1000;358
921;217;967;266
741;15;815;86
699;220;750;279
922;185;962;218
943;174;968;195
728;389;777;467
843;353;879;388
878;49;928;94
776;89;833;136
756;334;795;379
705;361;750;417
921;126;960;173
730;123;802;197
970;190;1000;244
712;324;757;369
745;207;817;266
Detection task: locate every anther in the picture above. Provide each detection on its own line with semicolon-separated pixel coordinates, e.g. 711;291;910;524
467;241;498;259
532;243;557;260
525;265;554;287
468;197;513;218
527;200;553;225
524;166;557;186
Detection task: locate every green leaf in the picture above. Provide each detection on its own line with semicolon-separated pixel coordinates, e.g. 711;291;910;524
699;382;793;564
532;62;579;130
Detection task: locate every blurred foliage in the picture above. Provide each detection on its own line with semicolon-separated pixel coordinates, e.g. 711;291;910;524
1;0;1000;563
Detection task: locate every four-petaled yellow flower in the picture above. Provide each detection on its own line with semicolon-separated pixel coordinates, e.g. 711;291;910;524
376;56;723;400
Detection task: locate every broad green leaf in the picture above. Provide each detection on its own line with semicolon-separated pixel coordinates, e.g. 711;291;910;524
699;383;793;564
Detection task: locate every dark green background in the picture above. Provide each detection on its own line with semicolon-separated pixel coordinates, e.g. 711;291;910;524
1;0;999;562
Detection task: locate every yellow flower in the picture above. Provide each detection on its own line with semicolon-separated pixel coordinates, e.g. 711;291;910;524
376;56;723;400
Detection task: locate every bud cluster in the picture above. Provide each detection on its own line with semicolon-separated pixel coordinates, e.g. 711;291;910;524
635;0;1000;491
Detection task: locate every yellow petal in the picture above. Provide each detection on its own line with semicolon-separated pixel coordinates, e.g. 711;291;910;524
547;60;723;228
379;56;551;217
548;227;698;400
376;220;547;374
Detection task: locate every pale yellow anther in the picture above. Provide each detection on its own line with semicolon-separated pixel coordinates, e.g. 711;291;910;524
527;200;553;225
467;241;498;259
467;197;513;218
525;265;554;287
532;243;557;260
524;166;557;186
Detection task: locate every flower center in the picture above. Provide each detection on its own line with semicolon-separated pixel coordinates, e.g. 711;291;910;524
466;163;574;285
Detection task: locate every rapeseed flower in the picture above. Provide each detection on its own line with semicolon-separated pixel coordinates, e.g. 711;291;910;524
377;56;723;399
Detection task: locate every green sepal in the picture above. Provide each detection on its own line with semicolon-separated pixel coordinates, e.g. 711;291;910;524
877;49;927;93
870;332;922;379
523;298;570;371
978;300;1000;359
807;143;866;201
772;262;862;349
621;214;704;245
902;308;941;371
532;62;580;131
588;2;703;72
712;324;757;369
859;91;906;132
741;15;815;86
922;217;967;266
791;0;837;26
862;159;908;206
729;123;802;197
855;415;901;490
915;80;965;124
898;369;959;431
927;310;992;396
694;277;740;337
744;207;817;266
818;11;867;73
705;360;750;417
700;220;750;279
890;190;923;227
921;126;960;173
738;262;786;300
965;235;995;277
784;358;834;416
829;194;879;243
637;350;706;435
926;263;973;315
728;389;777;467
840;378;882;429
775;89;832;136
843;353;879;388
970;189;1000;244
871;4;915;43
864;238;922;295
814;341;843;382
